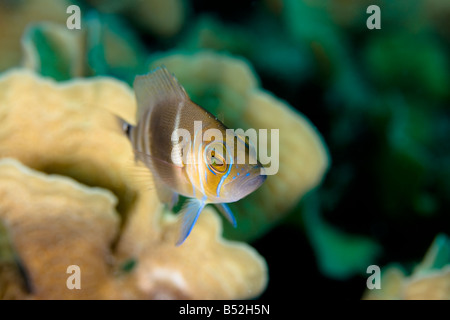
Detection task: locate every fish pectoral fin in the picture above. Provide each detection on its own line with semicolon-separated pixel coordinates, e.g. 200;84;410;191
215;203;237;228
132;149;188;189
131;150;185;206
176;199;206;246
154;182;179;210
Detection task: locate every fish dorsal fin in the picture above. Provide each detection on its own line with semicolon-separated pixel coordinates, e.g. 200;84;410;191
133;66;189;121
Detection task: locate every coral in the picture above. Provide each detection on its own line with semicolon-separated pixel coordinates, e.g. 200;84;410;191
21;16;147;83
148;51;330;241
364;32;450;100
363;234;450;300
301;191;382;280
0;69;138;215
127;0;186;37
0;158;120;299
120;206;268;299
16;14;330;242
179;16;314;87
0;0;448;302
22;22;87;80
0;0;70;71
0;70;267;299
86;0;186;37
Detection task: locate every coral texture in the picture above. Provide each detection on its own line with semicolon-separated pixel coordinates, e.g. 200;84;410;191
0;70;268;299
0;0;70;71
363;234;450;300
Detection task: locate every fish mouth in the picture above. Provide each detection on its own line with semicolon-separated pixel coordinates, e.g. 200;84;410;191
238;174;266;194
221;173;266;203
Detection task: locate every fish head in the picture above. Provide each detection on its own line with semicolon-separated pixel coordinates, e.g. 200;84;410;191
201;131;266;203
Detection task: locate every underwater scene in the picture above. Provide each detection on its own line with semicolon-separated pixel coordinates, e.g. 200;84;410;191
0;0;449;300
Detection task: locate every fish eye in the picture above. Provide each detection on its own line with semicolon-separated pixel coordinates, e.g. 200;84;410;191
206;143;228;174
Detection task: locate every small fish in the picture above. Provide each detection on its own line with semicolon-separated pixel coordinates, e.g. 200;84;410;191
124;66;266;245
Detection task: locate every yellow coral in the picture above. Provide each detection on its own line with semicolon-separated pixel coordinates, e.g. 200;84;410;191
21;22;87;78
123;207;268;299
0;69;138;216
0;0;70;71
130;0;186;37
363;235;450;300
364;266;450;300
86;0;186;37
0;69;268;299
0;158;120;299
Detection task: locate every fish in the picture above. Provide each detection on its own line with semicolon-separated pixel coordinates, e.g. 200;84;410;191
124;66;266;245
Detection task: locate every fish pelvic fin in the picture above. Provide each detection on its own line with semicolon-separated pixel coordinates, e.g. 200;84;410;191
215;203;237;228
175;198;206;246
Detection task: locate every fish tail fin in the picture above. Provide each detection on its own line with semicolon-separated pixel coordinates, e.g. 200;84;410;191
215;203;237;228
175;199;206;246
